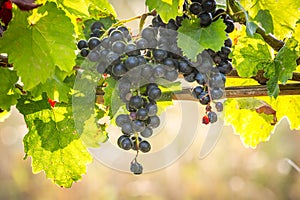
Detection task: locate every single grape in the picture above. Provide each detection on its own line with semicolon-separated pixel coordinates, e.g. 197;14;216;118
195;73;207;85
129;96;144;110
118;136;132;150
111;40;126;54
215;102;224;112
112;63;127;77
210;88;224;100
153;49;168;62
165;70;179;82
141;64;154;79
137;55;147;65
87;51;100;62
147;87;162;100
146;83;158;93
153;64;167;78
163;58;176;69
116;114;130;127
88;37;101;50
130;161;143;175
109;30;125;42
77;40;88;50
199;91;210;105
106;51;120;65
209;72;226;88
145;102;158;116
208;111;217;123
117;26;129;38
141;27;156;41
125;43;140;56
140;127;153;138
101;37;111;49
178;61;193;74
225;20;235;33
136;38;149;49
189;2;202;15
147;115;160;128
201;0;216;13
80;48;89;57
224;38;232;48
198;12;213;27
132;120;146;132
124;56;139;70
90;21;104;32
139;140;151;153
117;135;128;147
121;122;134;135
136;108;149;121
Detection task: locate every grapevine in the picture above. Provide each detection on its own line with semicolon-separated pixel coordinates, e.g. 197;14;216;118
0;0;300;187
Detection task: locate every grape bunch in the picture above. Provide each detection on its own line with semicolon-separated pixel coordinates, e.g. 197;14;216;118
76;0;234;174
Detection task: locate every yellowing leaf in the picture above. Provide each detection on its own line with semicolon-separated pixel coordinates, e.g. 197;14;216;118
224;98;275;148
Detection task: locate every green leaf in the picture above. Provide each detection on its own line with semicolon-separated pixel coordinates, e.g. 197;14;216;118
17;95;92;187
264;38;298;98
103;77;121;117
0;2;76;90
224;98;275;148
240;0;300;39
274;38;298;83
0;68;20;110
146;0;184;23
254;10;274;34
231;25;272;77
177;18;227;61
30;68;74;103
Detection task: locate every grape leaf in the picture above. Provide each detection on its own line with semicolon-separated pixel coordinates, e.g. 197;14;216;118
177;18;227;61
54;0;90;17
88;0;117;18
17;95;92;187
30;68;74;103
231;25;272;77
265;38;298;98
0;68;20;110
81;113;108;148
239;0;300;39
224;98;275;148
0;2;76;90
254;10;274;34
146;0;184;23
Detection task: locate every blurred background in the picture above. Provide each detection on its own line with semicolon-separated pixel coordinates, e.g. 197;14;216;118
1;0;300;199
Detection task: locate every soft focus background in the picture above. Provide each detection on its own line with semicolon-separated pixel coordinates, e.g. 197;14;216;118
1;0;300;199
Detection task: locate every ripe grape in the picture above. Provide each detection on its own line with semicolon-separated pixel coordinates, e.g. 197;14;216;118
88;37;101;50
130;161;143;175
77;40;88;50
215;102;224;112
189;2;202;15
208;111;217;123
199;12;213;27
139;140;151;153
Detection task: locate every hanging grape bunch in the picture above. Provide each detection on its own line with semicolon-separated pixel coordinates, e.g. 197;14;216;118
76;0;234;175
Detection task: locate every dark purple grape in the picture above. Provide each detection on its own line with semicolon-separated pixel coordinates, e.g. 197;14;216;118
91;21;104;32
130;161;143;175
124;56;139;70
225;20;235;33
192;86;204;98
189;2;202;15
80;48;89;57
208;111;217;123
224;38;233;48
153;49;168;62
201;0;216;13
77;40;88;50
88;37;101;50
198;12;213;27
112;63;127;77
139;140;151;153
136;108;149;121
132;120;146;132
148;87;162;100
215;102;224;112
129;96;144;110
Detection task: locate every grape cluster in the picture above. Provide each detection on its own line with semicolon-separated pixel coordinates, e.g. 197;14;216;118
76;0;234;174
